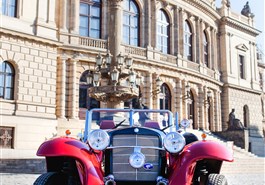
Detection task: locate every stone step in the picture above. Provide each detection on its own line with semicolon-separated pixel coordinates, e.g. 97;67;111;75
186;129;264;175
187;129;259;158
0;159;46;174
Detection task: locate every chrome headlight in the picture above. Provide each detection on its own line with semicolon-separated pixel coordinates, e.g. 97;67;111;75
163;132;186;153
88;129;110;151
129;152;145;168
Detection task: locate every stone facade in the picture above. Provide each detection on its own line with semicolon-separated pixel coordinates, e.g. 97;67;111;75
0;0;264;158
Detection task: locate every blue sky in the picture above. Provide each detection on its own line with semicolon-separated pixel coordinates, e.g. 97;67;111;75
216;0;264;53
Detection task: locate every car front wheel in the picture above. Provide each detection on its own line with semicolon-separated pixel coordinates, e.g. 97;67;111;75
206;174;228;185
33;172;68;185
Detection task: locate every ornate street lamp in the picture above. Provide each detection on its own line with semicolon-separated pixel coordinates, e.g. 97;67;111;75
204;90;212;106
183;83;192;104
87;52;140;103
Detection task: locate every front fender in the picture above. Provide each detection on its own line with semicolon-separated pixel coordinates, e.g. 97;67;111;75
168;140;233;185
37;137;104;185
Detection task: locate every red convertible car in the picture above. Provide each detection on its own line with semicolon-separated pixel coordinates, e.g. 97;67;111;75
34;108;233;185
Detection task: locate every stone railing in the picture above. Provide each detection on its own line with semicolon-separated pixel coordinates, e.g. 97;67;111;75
187;61;200;72
230;11;251;25
79;37;107;49
206;68;215;78
124;45;146;57
160;54;177;65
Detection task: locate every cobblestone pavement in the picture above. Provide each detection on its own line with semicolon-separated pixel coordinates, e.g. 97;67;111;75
0;173;264;185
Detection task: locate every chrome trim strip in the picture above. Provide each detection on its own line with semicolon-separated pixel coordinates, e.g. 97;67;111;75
107;146;165;150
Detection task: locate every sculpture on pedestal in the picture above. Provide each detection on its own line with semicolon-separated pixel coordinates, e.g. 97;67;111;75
227;109;245;130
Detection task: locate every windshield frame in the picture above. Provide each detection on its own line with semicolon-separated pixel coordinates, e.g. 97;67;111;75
83;108;175;142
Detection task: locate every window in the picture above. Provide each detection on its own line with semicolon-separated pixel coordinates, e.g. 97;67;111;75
160;84;171;110
157;9;169;54
184;21;192;60
203;31;209;67
79;0;101;38
123;0;139;46
0;61;15;100
79;70;100;120
259;73;263;89
187;91;195;128
239;55;245;79
2;0;17;17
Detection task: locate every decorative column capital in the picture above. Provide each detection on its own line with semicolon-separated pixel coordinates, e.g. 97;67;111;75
109;0;123;6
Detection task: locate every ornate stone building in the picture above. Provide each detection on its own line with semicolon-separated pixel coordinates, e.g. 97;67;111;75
0;0;264;158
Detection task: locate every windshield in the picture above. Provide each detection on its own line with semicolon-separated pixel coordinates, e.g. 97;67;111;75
83;109;176;141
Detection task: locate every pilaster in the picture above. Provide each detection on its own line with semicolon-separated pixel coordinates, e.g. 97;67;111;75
198;84;204;129
175;79;183;121
69;58;77;119
57;56;67;119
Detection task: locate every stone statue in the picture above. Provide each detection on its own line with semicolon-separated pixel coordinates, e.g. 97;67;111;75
221;0;230;8
228;109;245;130
228;109;235;127
241;1;254;17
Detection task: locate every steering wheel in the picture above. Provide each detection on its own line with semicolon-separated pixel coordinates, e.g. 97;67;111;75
112;119;126;129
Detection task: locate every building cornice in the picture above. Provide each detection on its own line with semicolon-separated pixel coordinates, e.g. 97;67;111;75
220;16;261;37
0;28;62;47
181;0;221;20
223;83;262;95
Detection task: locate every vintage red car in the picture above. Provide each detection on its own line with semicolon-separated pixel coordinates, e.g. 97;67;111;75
34;108;233;185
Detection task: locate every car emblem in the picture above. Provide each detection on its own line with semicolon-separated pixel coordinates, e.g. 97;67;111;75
134;128;139;133
143;163;153;170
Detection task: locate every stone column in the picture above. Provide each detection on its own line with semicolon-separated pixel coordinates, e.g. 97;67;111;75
198;84;204;129
213;29;218;70
173;5;179;56
178;8;184;57
69;58;77;119
57;56;67;119
182;80;188;119
251;42;258;82
150;0;157;48
152;73;160;110
107;0;124;108
194;16;201;63
36;0;47;22
47;0;56;25
175;79;183;121
109;0;123;58
70;0;79;33
145;0;152;47
192;17;200;64
60;0;67;30
213;89;219;131
210;28;215;69
217;90;222;131
147;72;153;109
204;86;209;130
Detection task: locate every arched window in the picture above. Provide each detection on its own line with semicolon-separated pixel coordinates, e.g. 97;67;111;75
123;0;139;46
203;31;209;67
157;9;169;54
187;91;195;128
184;21;192;61
79;70;100;119
2;0;17;17
160;84;171;110
0;61;15;100
79;0;101;38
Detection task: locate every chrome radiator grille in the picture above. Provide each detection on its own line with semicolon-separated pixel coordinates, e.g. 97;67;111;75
111;134;160;181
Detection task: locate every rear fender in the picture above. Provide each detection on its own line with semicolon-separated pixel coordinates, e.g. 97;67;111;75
168;140;233;185
37;137;104;185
